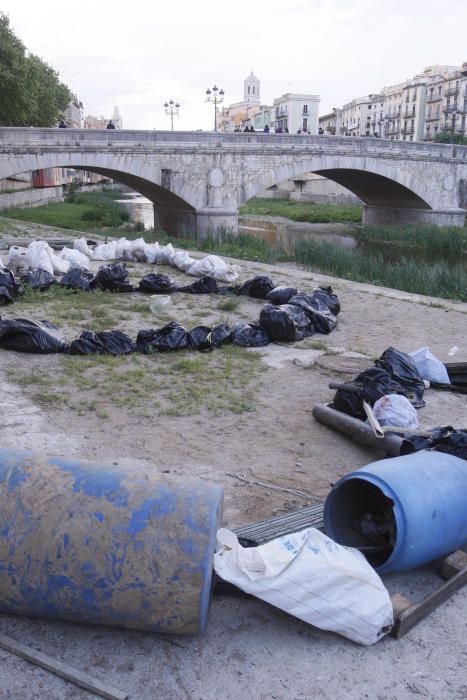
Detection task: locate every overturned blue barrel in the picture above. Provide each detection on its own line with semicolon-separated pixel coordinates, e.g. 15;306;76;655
0;448;223;634
324;451;467;573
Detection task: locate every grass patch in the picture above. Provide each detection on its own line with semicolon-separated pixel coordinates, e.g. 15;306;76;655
355;224;467;255
0;190;130;233
217;297;241;312
239;197;363;223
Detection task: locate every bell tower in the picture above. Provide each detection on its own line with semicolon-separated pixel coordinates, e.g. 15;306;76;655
243;70;261;104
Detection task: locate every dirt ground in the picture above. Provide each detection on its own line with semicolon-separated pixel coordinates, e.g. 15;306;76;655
0;220;466;699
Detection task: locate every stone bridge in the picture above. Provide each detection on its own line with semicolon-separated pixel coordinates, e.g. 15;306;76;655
0;127;466;236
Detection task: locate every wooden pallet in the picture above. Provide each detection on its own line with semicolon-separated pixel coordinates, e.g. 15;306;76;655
390;550;467;638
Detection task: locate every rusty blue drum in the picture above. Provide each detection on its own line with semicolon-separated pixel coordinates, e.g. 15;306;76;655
0;449;223;634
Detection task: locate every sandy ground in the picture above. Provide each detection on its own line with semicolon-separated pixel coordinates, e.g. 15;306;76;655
0;220;466;699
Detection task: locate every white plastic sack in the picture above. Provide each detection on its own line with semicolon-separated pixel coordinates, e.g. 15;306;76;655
170;250;196;272
7;246;29;273
27;241;54;275
372;394;419;429
115;237;132;261
157;243;175;265
92;240;118;261
49;252;70;275
74;237;93;257
59;247;90;270
144;242;160;264
409;346;450;384
128;237;147;262
188;254;239;282
214;527;393;645
0;255;4;269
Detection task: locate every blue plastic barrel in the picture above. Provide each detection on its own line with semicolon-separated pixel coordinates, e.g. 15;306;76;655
324;451;467;573
0;448;223;634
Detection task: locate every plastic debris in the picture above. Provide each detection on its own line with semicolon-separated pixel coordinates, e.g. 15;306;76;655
409;346;450;385
372;394;419;429
60;268;96;291
21;269;56;291
68;330;135;356
231;322;269;347
259;303;314;342
136;322;190;353
376;347;425;408
288;293;338;334
266;286;298;305
139;273;179;294
237;275;275;299
0;319;67;353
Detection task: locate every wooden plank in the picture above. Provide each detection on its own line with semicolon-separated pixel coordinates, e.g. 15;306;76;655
391;565;467;639
0;632;128;700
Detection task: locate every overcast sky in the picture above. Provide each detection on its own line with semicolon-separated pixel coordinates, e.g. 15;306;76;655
2;0;466;131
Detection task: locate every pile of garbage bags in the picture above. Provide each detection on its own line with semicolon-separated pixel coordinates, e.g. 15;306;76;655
2;237;240;284
330;345;466;460
0;277;341;355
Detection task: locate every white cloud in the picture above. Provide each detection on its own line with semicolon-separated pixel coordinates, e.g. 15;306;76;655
1;0;466;129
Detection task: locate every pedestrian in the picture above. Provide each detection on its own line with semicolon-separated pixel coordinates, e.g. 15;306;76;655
263;124;269;133
249;125;255;132
284;127;289;133
243;125;250;132
58;120;67;128
106;120;116;129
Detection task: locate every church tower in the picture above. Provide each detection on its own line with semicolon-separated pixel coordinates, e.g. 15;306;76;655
243;70;261;104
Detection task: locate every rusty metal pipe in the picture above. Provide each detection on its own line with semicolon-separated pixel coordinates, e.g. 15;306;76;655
312;403;403;456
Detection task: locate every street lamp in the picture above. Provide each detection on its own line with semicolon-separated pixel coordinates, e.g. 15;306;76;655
205;85;224;131
164;100;180;131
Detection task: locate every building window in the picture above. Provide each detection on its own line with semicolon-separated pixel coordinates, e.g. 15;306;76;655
248;86;250;94
303;105;308;114
253;86;255;94
303;118;308;130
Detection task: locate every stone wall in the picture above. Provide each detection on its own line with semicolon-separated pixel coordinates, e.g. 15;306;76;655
0;186;64;212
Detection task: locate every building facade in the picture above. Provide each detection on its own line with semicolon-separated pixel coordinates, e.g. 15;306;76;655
272;93;320;134
323;62;467;142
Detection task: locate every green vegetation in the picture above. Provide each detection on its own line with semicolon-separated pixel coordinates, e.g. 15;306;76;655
355;224;467;254
0;13;70;126
434;132;467;145
293;239;467;301
0;191;130;232
239;197;363;223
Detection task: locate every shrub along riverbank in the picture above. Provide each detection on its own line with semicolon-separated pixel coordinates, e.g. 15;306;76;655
239;197;363;223
1;192;466;301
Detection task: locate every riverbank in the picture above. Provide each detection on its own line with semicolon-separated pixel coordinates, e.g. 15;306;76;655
0;218;466;700
1;193;466;300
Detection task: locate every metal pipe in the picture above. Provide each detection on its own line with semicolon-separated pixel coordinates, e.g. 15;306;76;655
312;403;403;456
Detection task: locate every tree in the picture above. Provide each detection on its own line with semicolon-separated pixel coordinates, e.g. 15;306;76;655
0;12;71;126
433;131;467;145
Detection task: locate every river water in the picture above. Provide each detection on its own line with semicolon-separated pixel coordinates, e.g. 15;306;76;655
118;196;464;267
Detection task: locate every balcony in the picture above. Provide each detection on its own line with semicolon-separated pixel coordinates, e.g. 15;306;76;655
444;86;459;97
403;109;415;118
402;126;415;135
425;114;440;121
385;113;400;120
426;93;442;103
443;104;458;113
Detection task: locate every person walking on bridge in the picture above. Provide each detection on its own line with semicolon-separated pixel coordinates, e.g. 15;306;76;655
106;120;116;129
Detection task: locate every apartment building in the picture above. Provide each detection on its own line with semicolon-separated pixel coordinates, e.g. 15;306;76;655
218;71;261;132
272;93;320;133
323;62;466;142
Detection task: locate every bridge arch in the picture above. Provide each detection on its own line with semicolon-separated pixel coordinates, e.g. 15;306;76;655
243;156;432;210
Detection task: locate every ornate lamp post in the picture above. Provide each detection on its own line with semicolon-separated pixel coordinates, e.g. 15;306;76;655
164;100;180;131
205;85;224;131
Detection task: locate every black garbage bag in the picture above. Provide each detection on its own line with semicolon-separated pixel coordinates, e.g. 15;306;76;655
266;286;298;305
0;285;14;305
177;276;218;294
375;347;425;408
61;268;96;291
187;325;212;350
232;322;269;347
237;276;276;299
21;268;56;291
333;367;407;420
188;322;232;352
259;303;314;342
288;293;338;334
68;330;135;356
138;273;179;294
401;426;467;461
312;286;341;316
0;318;67;353
136;322;189;354
217;285;240;296
0;270;23;298
95;263;134;292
